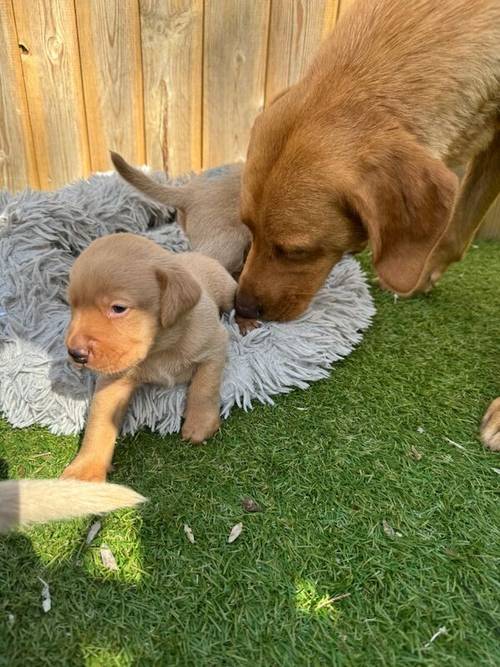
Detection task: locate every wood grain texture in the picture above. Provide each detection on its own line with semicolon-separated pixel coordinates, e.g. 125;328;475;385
337;0;357;16
478;197;500;240
12;0;89;189
75;0;145;171
0;0;38;190
140;0;203;176
265;0;338;104
203;0;270;168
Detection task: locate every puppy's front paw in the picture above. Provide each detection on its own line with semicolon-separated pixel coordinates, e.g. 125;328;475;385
182;411;220;444
481;398;500;452
60;457;108;482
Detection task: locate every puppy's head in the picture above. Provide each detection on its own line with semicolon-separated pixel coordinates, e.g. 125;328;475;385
66;233;201;375
236;104;458;321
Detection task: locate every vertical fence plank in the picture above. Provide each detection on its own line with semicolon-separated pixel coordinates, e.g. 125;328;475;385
478;198;500;239
203;0;270;168
140;0;203;176
265;0;338;104
337;0;356;17
75;0;145;171
12;0;89;189
0;0;38;190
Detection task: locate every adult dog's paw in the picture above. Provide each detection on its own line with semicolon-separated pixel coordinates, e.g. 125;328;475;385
480;397;500;451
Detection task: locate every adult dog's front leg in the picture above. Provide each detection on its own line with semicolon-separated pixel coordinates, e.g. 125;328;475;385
417;129;500;292
182;346;226;444
61;375;136;481
480;398;500;452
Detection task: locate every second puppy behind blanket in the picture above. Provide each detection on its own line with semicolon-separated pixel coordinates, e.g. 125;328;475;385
62;233;236;482
110;151;251;276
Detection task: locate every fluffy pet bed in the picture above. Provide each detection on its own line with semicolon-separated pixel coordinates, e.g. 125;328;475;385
0;170;375;436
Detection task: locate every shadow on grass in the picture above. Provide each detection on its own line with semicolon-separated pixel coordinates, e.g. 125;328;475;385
1;428;355;666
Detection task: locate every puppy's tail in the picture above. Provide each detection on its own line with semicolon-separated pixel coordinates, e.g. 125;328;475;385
110;151;190;210
0;479;146;533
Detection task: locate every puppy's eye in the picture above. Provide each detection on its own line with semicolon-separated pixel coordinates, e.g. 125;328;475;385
108;304;129;318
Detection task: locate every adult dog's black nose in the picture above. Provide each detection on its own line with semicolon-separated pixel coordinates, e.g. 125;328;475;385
68;347;89;365
235;290;261;319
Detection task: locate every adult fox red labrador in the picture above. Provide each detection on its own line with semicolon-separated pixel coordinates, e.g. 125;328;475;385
235;0;500;449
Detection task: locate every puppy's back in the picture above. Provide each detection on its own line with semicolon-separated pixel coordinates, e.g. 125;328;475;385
177;253;236;313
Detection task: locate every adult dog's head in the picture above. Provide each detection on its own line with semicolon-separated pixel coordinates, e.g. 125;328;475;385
235;90;458;321
66;233;200;374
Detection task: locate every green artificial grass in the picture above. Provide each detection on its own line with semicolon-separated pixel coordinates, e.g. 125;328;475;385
1;243;499;666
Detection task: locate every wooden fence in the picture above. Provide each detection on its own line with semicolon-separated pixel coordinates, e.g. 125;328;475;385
0;0;498;233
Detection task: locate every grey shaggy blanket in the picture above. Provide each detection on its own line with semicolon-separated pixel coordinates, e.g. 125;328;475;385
0;171;375;436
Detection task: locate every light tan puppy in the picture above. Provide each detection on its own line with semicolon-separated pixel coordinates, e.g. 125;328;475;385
111;152;251;277
0;479;145;532
62;233;236;482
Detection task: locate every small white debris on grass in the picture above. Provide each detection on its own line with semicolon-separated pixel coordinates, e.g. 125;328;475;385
383;520;402;538
410;446;423;461
492;468;500;475
326;592;351;606
100;544;118;571
228;523;243;543
295;407;309;411
424;625;448;648
7;613;15;626
417;426;425;434
183;524;195;544
445;437;465;451
315;592;352;611
38;577;51;613
85;520;102;545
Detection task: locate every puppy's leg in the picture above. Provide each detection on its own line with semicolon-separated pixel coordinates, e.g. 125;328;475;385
61;375;136;482
422;129;500;290
480;398;500;452
182;335;227;444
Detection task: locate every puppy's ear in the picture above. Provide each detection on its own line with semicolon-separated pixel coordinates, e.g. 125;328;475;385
347;137;458;295
155;264;201;328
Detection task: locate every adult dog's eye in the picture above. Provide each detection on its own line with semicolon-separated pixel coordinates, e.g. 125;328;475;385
273;244;312;260
109;304;129;318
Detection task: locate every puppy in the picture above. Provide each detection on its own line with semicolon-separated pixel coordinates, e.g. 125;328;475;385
0;479;145;532
235;0;500;322
62;233;236;482
110;152;251;277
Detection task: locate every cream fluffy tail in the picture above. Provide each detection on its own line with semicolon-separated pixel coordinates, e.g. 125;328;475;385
0;479;146;532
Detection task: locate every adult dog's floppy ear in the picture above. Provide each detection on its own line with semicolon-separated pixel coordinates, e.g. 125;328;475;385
348;136;458;295
155;264;201;328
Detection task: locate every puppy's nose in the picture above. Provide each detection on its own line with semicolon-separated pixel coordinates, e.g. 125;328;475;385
68;347;89;365
235;290;261;319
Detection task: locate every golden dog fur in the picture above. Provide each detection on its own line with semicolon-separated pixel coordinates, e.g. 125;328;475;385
235;0;500;450
62;233;236;482
0;479;145;532
236;0;500;321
